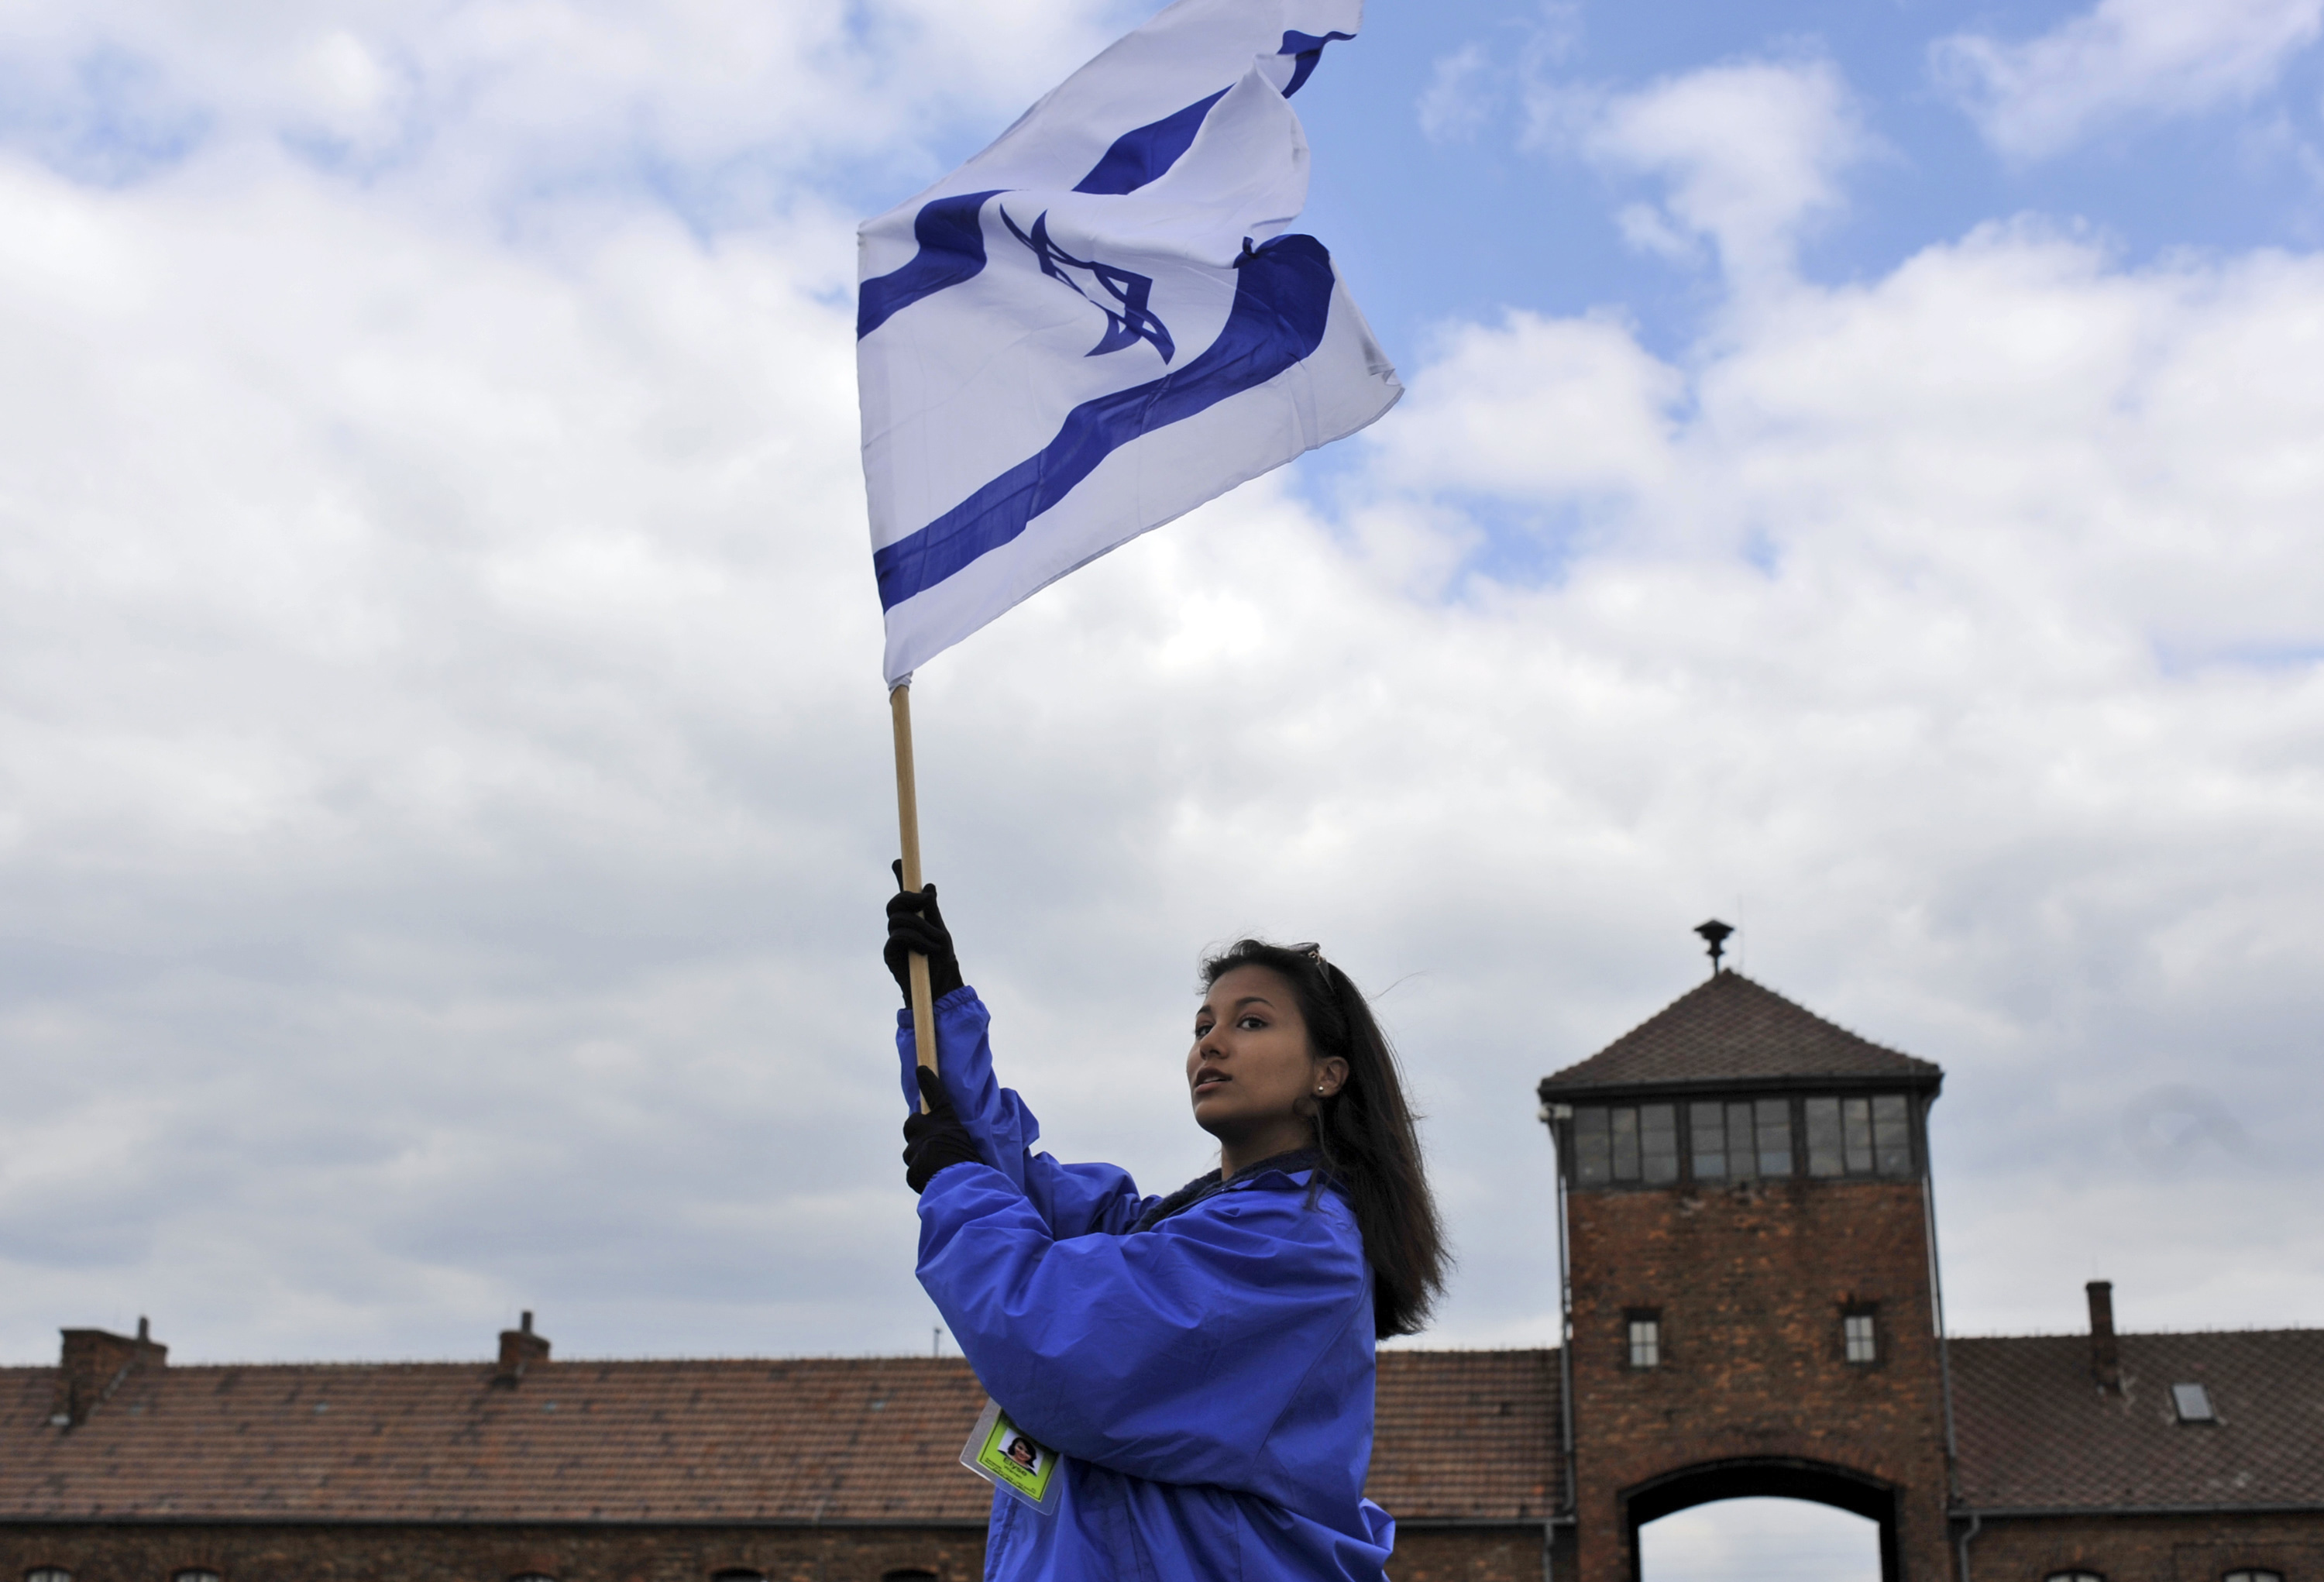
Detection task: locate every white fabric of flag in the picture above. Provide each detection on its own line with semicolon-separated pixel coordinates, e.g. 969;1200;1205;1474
856;0;1403;686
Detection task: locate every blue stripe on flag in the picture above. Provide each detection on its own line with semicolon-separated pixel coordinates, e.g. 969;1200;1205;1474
857;190;1006;340
1073;90;1230;196
872;235;1338;611
1278;30;1355;97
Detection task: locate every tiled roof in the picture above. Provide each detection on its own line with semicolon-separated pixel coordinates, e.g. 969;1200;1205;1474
0;1356;995;1525
1953;1330;2324;1511
1540;972;1940;1094
1369;1349;1562;1522
0;1348;1563;1525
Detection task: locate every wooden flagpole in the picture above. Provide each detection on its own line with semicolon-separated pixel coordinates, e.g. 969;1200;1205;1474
891;683;938;1109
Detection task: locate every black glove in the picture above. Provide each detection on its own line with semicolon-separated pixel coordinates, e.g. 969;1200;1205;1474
902;1065;982;1193
885;859;965;1004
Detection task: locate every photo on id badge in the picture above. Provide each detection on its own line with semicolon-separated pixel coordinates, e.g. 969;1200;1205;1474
961;1398;1061;1513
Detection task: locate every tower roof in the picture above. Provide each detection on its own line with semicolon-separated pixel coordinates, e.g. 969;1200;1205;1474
1538;970;1941;1099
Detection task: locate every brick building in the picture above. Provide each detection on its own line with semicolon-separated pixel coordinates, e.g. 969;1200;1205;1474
1534;964;2324;1582
0;1322;1557;1582
5;962;2318;1582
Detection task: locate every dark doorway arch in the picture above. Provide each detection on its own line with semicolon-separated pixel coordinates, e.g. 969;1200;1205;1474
1623;1457;1899;1582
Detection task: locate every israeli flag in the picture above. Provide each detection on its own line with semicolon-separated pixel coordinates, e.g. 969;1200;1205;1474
857;0;1402;685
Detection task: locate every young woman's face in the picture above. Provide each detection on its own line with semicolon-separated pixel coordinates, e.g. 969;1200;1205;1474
1187;965;1346;1157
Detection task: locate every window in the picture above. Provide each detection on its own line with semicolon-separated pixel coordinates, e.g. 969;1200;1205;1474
1575;1107;1611;1185
1573;1107;1678;1186
1872;1094;1912;1174
1803;1095;1916;1178
172;1572;222;1582
1690;1102;1728;1178
2044;1572;2105;1582
507;1574;559;1582
710;1571;768;1582
1690;1101;1760;1181
1755;1097;1793;1176
1807;1096;1844;1176
1627;1313;1661;1369
2172;1383;2216;1422
1640;1105;1679;1184
1844;1311;1879;1365
1692;1095;1915;1182
1611;1106;1641;1180
1844;1095;1876;1173
2223;1571;2283;1582
26;1570;72;1582
882;1571;942;1582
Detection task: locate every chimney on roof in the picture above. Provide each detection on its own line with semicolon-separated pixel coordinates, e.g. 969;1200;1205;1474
495;1309;550;1387
51;1318;167;1430
2087;1280;2122;1395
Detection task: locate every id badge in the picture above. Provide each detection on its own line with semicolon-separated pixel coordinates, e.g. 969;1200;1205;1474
960;1396;1062;1514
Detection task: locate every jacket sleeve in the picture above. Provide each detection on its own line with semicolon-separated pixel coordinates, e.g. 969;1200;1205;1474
915;1160;1371;1498
897;988;1150;1237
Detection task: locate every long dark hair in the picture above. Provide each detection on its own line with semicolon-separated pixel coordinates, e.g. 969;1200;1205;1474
1201;939;1449;1339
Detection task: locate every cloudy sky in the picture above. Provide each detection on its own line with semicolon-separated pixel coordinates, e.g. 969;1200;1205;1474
2;0;2319;1475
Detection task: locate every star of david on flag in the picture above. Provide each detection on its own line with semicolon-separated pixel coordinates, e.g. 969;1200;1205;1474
855;0;1403;685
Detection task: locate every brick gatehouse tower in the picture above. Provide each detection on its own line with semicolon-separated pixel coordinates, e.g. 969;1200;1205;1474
1538;943;1951;1582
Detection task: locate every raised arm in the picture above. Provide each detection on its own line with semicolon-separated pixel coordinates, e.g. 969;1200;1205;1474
886;877;1150;1237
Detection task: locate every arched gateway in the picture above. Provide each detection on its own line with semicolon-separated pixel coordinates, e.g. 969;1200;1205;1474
1624;1456;1902;1582
1539;946;1953;1582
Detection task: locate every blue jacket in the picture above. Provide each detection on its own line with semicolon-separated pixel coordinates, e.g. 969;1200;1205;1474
899;987;1396;1581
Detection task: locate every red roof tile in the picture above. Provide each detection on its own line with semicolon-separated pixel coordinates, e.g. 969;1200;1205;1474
1;1348;1563;1525
1540;972;1940;1094
1953;1329;2324;1511
1369;1350;1563;1522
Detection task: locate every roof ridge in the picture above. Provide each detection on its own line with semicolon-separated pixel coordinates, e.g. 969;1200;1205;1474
1541;969;1940;1091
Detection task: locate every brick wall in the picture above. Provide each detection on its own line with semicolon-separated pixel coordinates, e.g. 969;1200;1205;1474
0;1523;988;1582
1566;1174;1952;1582
0;1521;1574;1582
1384;1524;1559;1582
1965;1513;2324;1582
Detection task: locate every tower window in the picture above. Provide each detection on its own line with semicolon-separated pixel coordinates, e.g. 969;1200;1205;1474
1807;1097;1844;1177
2171;1383;2216;1422
1690;1102;1728;1178
173;1573;223;1582
1844;1096;1875;1172
2223;1571;2283;1582
1573;1106;1679;1186
1872;1094;1912;1174
1803;1094;1916;1178
1626;1312;1662;1369
1640;1105;1679;1183
26;1570;73;1582
1610;1106;1641;1180
1755;1097;1793;1176
1844;1310;1879;1364
2044;1572;2105;1582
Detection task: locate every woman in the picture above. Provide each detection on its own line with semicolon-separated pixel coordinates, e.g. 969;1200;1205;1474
885;878;1446;1582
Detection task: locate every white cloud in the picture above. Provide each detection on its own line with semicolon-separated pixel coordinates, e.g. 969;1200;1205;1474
1934;0;2324;160
1559;58;1869;290
1369;310;1682;500
1418;44;1493;145
1420;3;1581;146
0;0;1126;208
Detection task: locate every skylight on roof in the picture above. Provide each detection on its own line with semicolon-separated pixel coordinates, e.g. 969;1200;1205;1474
2171;1382;2216;1422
